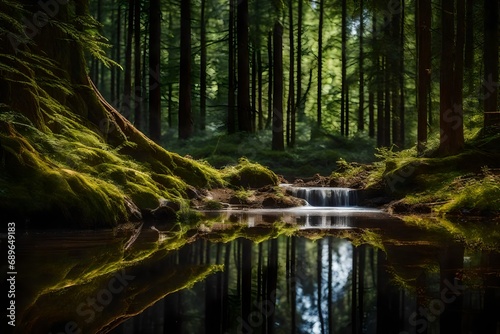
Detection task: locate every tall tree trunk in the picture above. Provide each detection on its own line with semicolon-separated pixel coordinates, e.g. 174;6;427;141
357;0;365;132
115;2;122;106
483;0;499;129
464;0;474;94
399;0;405;148
266;238;278;334
252;48;257;131
296;0;304;122
237;0;252;132
110;1;116;103
266;31;273;129
257;50;264;130
122;0;134;119
179;0;193;139
417;0;431;154
149;0;161;143
288;0;295;147
341;0;347;136
200;0;207;131
439;0;464;155
317;0;324;128
391;5;401;147
384;57;391;146
228;0;236;134
133;0;141;130
368;92;375;137
272;22;284;151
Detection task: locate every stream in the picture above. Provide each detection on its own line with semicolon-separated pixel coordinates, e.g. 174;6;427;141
9;187;500;333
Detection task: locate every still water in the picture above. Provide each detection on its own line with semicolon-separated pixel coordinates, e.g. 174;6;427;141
10;210;500;334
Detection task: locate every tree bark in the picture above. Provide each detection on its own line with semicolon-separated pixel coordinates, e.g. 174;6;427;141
237;0;252;132
228;0;236;134
149;0;161;143
288;0;295;147
341;0;347;136
179;0;193;139
272;22;284;151
122;0;134;119
417;0;431;154
133;0;141;130
483;0;499;129
439;0;464;155
357;0;365;132
317;0;324;128
200;0;207;131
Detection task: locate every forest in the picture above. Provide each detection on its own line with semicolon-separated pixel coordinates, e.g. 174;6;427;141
1;1;500;333
88;0;499;156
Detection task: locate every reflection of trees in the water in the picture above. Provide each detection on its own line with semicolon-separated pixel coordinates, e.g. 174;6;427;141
114;233;500;334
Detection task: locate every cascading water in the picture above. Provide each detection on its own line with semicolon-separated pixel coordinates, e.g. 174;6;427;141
285;186;358;207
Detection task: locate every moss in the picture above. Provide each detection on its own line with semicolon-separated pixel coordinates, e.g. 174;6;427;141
222;158;279;189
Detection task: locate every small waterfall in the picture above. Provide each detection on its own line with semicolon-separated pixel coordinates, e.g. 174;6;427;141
287;187;358;207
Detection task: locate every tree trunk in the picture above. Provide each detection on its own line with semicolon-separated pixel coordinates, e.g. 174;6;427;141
179;0;193;139
252;48;257;131
272;22;284;151
288;0;295;147
341;0;347;136
357;0;365;132
228;0;236;134
122;0;134;119
133;0;141;130
317;0;324;128
266;31;273;129
237;0;252;132
439;0;464;155
149;0;161;143
257;50;264;130
464;0;474;94
483;0;499;129
417;0;431;154
296;0;304;122
200;0;207;131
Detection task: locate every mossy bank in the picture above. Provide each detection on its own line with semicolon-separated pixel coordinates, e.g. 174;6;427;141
0;1;280;228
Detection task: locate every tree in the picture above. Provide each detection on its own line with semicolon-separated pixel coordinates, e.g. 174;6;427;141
317;0;324;128
438;0;464;155
149;0;161;143
200;0;207;131
228;0;236;134
357;0;365;132
287;0;295;147
133;0;142;130
272;21;284;151
122;0;134;119
341;0;348;137
416;0;431;154
296;0;304;122
179;0;193;139
483;0;499;129
237;0;252;132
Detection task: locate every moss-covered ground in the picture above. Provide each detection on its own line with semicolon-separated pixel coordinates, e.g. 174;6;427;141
328;132;500;218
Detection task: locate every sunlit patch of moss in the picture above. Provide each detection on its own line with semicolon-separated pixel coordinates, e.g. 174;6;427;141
440;170;500;215
222;157;279;189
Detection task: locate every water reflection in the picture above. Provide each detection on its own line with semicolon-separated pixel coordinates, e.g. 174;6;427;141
11;216;500;334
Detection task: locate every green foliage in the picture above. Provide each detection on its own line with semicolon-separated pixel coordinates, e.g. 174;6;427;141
440;167;500;214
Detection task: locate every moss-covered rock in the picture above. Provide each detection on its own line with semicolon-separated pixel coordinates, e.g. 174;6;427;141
222;158;279;189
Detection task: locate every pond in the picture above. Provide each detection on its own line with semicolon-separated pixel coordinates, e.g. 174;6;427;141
10;188;500;334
